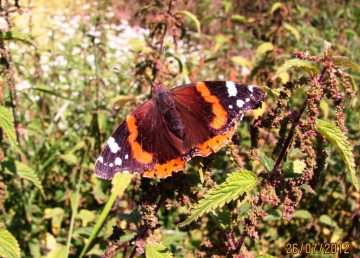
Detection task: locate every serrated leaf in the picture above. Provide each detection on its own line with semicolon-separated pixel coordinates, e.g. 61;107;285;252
291;209;312;219
0;30;37;48
0;228;21;258
179;170;257;226
145;243;173;258
283;22;300;41
272;59;319;81
316;119;358;192
13;161;45;198
333;56;360;73
175;11;201;34
259;155;275;172
0;106;22;154
256;42;274;56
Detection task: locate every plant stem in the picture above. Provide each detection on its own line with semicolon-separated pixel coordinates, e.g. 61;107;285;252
269;66;328;180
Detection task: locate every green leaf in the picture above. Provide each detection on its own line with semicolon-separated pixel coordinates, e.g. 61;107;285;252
0;229;20;258
261;85;281;98
258;155;275;172
270;2;284;14
175;11;201;34
263;209;282;221
214;34;229;52
256;42;274;56
145;243;173;258
59;154;78;165
333;56;360;73
230;14;246;23
319;214;338;228
44;207;65;235
272;59;319;81
0;30;38;49
211;207;231;231
291;209;313;219
283;160;306;178
283;22;300;41
316;119;358;192
2;160;46;198
179;170;258;226
118;209;142;224
231;56;253;69
77;209;96;227
0;106;23;154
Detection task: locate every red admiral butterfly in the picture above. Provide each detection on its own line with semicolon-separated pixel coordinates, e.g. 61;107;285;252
94;81;266;179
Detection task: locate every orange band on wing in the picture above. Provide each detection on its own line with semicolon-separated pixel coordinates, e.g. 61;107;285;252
126;115;153;164
195;82;227;130
195;127;235;156
143;156;185;178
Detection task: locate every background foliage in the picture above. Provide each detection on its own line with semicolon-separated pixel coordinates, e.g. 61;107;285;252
0;0;359;257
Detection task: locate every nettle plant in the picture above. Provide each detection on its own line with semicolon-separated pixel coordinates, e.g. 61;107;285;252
88;8;358;256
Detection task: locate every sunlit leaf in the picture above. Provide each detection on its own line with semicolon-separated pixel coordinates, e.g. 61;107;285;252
0;229;20;258
230;15;245;23
283;22;300;41
145;243;173;258
179;170;257;226
333;56;360;73
272;59;319;80
316;119;358;192
176;11;201;34
0;106;22;154
3;160;46;198
0;30;37;48
256;42;274;56
291;210;312;219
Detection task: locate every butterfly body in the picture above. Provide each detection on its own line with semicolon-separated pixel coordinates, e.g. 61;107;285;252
94;81;266;179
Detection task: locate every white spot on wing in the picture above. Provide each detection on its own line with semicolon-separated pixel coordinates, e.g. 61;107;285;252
248;85;254;92
245;98;250;102
97;156;104;164
115;157;122;166
226;81;237;97
229;105;233;109
109;163;113;167
125;154;129;160
237;99;245;108
107;137;121;153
